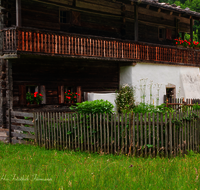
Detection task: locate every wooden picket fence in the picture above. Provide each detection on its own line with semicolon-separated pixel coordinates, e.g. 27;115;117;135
34;111;200;157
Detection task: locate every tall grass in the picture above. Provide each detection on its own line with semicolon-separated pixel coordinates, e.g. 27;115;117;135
0;142;200;189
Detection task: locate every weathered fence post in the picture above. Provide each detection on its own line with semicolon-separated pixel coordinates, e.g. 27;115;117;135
33;112;38;145
169;112;172;158
8;109;11;144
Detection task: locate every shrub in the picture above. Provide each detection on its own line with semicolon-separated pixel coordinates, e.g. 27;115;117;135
193;103;200;110
70;99;114;114
115;84;135;113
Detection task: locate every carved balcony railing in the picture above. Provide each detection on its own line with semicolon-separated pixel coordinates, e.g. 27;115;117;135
2;27;200;66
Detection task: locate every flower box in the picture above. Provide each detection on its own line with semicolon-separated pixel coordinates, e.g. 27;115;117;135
64;102;76;106
26;103;40;107
65;90;80;104
176;45;183;48
26;92;43;105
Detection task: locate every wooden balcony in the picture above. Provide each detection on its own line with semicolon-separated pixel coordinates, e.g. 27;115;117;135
3;27;200;66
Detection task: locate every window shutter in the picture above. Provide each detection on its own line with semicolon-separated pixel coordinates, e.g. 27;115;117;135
40;85;46;104
19;85;26;105
166;28;172;40
77;86;82;103
58;86;64;104
72;11;81;26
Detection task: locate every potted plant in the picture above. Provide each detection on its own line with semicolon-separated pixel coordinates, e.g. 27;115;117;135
64;90;80;104
26;92;43;105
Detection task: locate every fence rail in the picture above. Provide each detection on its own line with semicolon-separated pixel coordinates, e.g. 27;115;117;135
166;98;200;110
34;111;200;157
3;27;200;66
6;110;35;144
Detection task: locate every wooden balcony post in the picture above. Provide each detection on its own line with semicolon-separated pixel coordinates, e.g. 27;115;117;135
175;18;179;38
190;17;193;42
16;0;22;27
134;3;138;41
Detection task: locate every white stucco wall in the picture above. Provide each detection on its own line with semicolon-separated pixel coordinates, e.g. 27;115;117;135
120;62;200;105
88;93;117;112
86;63;200;111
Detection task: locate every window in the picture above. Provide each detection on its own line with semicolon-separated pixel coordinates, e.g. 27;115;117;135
60;10;70;24
158;27;165;41
58;86;82;104
166;88;175;100
26;86;38;94
19;85;46;105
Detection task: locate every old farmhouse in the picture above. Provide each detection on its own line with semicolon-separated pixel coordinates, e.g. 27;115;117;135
0;0;200;127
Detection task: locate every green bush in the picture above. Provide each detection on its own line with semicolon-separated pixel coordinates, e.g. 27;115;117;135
132;103;174;115
70;99;114;114
193;103;200;110
115;84;135;113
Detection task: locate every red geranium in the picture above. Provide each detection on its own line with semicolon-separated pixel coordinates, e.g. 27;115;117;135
174;38;197;48
193;41;200;48
64;91;80;102
26;92;43;104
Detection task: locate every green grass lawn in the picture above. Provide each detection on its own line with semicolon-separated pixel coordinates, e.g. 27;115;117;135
0;142;200;190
